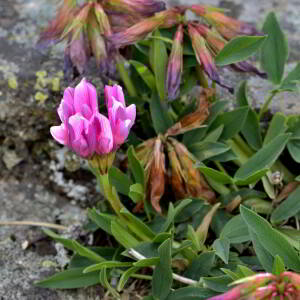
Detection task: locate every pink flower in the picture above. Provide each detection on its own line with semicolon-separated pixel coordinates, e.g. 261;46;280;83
50;78;114;157
104;85;136;148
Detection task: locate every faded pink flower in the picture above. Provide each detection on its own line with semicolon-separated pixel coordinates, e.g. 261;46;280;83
104;85;136;148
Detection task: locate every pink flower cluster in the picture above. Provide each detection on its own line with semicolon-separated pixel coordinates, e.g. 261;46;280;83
50;78;136;158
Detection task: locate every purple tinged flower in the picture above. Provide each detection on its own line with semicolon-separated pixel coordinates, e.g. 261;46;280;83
104;85;136;148
51;78;114;157
166;24;183;100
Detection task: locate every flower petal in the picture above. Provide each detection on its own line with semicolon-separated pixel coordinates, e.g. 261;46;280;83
50;124;68;145
94;113;114;154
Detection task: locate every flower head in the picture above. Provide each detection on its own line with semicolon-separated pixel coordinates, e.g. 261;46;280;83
51;79;135;158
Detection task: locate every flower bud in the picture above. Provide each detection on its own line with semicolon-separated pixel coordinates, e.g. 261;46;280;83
94;3;112;36
106;11;138;33
103;0;165;17
69;30;90;74
203;11;262;40
166;24;183;100
231;61;267;78
147;137;166;213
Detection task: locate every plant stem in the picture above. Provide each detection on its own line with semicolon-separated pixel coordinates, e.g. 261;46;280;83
116;60;138;98
233;134;254;157
196;65;209;89
227;139;249;166
258;91;277;120
128;249;198;285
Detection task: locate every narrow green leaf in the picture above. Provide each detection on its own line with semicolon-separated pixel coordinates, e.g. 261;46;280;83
111;220;139;248
234;169;268;185
189;142;230;161
271;186;300;224
220;215;250;244
215;35;267;66
99;267;120;299
263;113;287;145
150;92;173;134
234;134;290;181
241;109;262;151
213;238;230;264
211;107;249;140
87;208;115;235
152;239;173;300
236;81;248;107
249;229;273;272
272;255;285;275
128;183;144;203
201;125;224;144
108;167;133;196
202;275;232;292
279;62;300;91
43;229;77;252
150;30;168;100
133;257;160;267
130;60;156;90
84;261;132;273
240;205;300;271
117;266;140;291
260;12;288;84
72;241;105;263
128;146;145;187
195;165;233;184
35;268;99;289
287;140;300;163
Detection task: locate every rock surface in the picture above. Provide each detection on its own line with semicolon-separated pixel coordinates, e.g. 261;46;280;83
0;0;300;299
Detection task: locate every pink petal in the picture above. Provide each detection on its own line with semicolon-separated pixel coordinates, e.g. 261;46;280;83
125;104;136;128
94;113;113;154
74;78;98;115
114;85;125;106
104;84;125;109
72;137;90;157
114;119;131;146
63;87;75;107
50;125;68;145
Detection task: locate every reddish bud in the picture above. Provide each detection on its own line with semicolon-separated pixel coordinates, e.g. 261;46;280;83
166;24;184;100
147;137;166;213
203;11;262;40
103;0;165;17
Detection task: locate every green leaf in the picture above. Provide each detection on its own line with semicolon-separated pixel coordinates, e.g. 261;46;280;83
87;208;115;235
120;208;156;240
240;205;300;271
35;268;99;289
129;60;156;90
234;134;290;181
72;241;106;263
211;107;249;140
165;287;217;300
272;255;285;275
220;215;250;244
84;261;132;273
150;92;173;134
111;220;139;248
150;30;168;100
128;183;144;203
249;229;273;272
184;252;215;280
260;12;288;84
287;140;300;163
99;267;120;299
128;146;145;187
234;169;268;186
43;229;77;252
279;62;300;91
133;257;160;267
271;186;300;224
215;35;267;66
195;165;233;184
201;125;224;144
213;238;230;264
108;167;132;196
189;142;230;161
202;275;232;292
174;198;205;223
236;81;249;107
241;109;262;151
152;239;173;300
117;266;140;291
263;113;287;145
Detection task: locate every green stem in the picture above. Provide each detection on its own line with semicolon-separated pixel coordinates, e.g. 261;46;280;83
227;139;249;166
196;65;209;89
98;174;125;218
258;91;277;120
204;175;231;195
116;60;138;97
233;134;254;157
